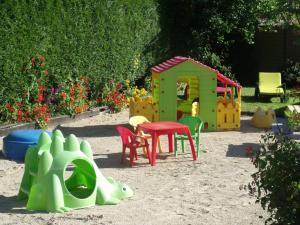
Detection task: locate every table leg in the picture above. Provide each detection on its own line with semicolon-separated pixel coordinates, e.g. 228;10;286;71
186;129;197;160
168;133;173;153
151;132;158;166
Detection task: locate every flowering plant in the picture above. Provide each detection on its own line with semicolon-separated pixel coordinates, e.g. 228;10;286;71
58;76;90;116
99;80;127;112
2;51;50;129
3;84;50;129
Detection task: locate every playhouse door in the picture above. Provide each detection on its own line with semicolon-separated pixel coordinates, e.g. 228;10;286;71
159;76;177;121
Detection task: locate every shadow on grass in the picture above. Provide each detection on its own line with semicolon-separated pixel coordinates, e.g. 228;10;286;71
226;143;260;158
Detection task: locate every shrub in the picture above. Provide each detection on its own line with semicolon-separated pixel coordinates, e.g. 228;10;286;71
58;76;90;116
0;0;160;106
249;133;300;225
282;59;300;88
99;80;127;113
1;51;51;129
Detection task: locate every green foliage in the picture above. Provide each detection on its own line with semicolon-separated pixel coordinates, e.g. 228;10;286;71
1;50;50;128
249;133;300;225
258;0;300;29
158;0;266;79
100;80;127;113
285;110;300;132
0;0;160;103
282;59;300;88
58;76;90;116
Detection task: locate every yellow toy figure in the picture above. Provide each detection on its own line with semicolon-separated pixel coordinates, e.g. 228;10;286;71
191;97;199;117
251;107;276;128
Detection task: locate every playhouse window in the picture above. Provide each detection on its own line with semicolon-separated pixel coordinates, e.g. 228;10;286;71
177;81;189;100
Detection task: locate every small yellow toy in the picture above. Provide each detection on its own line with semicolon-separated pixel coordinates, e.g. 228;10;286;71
251;107;276;128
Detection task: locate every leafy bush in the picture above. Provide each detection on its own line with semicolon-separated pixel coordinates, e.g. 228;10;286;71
249;133;300;225
282;59;300;88
0;0;160;104
99;80;128;113
58;76;90;116
1;50;51;129
285;110;300;132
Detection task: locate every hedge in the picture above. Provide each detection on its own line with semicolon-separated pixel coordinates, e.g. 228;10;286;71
0;0;160;102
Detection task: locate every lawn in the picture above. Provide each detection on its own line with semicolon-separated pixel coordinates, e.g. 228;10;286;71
241;87;300;116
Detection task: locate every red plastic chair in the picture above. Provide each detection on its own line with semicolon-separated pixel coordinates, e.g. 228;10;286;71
116;126;152;166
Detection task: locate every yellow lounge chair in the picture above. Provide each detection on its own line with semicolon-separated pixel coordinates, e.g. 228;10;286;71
256;72;286;102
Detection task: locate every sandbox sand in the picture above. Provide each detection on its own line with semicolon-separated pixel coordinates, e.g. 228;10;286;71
0;110;268;225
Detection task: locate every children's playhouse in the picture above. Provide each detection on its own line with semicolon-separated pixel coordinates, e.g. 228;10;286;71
129;56;242;131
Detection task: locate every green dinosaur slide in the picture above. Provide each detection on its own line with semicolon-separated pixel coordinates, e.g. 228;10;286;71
18;130;133;212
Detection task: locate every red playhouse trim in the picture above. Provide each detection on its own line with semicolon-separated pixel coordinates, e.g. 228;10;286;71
151;56;241;89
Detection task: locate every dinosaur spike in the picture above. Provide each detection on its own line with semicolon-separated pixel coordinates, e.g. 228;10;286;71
50;136;64;157
52;130;64;141
80;140;93;159
38;151;53;177
37;132;52;148
64;134;80;152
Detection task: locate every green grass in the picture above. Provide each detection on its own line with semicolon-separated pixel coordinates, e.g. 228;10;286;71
241;87;300;116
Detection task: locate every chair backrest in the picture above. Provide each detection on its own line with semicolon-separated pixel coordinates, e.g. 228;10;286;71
178;115;203;135
116;126;134;145
259;72;282;88
129;116;149;130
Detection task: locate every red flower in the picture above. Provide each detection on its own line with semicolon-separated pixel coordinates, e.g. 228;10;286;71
97;97;102;103
31;57;36;67
61;92;67;98
39;86;46;91
5;103;11;109
44;114;49;122
38;95;44;103
116;83;122;90
40;56;45;61
75;106;82;113
17;110;22;122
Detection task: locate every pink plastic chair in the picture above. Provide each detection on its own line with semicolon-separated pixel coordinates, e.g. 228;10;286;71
116;126;151;166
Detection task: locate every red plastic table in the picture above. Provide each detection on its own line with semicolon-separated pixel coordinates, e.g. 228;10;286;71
138;121;197;166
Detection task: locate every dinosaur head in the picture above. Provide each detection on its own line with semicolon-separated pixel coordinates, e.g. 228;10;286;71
117;183;134;200
106;177;133;200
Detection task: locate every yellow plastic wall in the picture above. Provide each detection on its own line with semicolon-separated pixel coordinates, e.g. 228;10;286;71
129;96;159;122
217;96;241;129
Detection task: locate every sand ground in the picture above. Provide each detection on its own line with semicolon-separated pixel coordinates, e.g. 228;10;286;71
0;110;270;225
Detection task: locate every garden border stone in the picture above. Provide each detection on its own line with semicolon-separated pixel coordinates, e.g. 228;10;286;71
0;107;103;137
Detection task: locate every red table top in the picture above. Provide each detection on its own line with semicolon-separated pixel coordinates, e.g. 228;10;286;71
138;121;188;132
